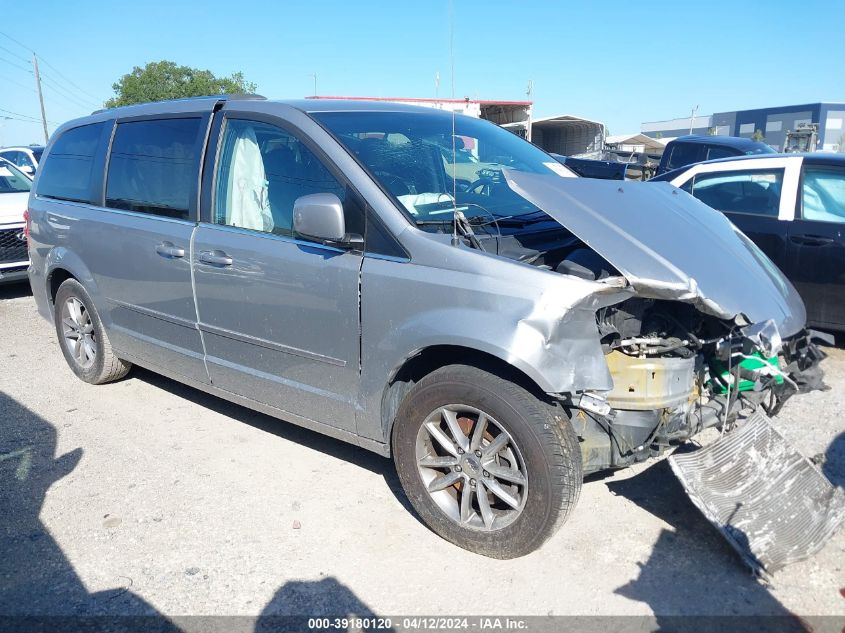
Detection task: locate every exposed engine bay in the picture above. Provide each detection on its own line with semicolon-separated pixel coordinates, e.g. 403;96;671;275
575;296;825;474
452;219;827;475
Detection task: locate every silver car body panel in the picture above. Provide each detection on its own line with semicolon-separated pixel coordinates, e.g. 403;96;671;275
191;223;362;433
504;171;806;337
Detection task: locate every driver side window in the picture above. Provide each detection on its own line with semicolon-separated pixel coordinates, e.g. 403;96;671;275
215;119;348;236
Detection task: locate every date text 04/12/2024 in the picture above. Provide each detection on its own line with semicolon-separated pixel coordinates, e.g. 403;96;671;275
307;617;529;630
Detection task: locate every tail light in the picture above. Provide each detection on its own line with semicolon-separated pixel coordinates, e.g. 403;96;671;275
23;209;31;249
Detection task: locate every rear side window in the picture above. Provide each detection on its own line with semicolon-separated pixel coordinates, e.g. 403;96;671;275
706;146;737;161
690;168;784;217
667;143;703;170
36;122;105;203
106;118;201;219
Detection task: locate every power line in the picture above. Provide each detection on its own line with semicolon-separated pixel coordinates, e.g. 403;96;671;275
0;43;29;64
38;73;99;110
0;107;39;121
0;72;36;94
40;92;90;117
38;68;100;107
0;107;56;126
37;58;102;105
0;54;31;74
0;114;46;125
0;31;103;104
0;68;94;116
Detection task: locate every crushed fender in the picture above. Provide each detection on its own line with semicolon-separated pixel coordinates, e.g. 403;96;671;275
669;411;845;577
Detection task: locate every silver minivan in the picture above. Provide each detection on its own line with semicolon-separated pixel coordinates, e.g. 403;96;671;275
27;96;822;558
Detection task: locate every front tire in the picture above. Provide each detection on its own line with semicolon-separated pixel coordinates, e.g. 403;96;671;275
54;279;131;384
392;364;582;558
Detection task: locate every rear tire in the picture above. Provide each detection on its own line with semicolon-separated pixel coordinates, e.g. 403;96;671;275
54;279;131;384
392;364;582;558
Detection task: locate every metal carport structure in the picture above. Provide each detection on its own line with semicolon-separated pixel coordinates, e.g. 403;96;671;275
531;114;606;156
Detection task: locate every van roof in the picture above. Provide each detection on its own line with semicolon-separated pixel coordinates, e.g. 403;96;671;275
90;95;450;118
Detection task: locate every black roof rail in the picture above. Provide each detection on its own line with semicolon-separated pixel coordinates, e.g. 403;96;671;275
90;93;266;115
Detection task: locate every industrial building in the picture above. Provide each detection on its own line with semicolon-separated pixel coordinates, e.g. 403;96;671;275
641;102;845;152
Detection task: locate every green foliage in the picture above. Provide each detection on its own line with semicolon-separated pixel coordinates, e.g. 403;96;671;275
104;60;257;108
751;129;765;142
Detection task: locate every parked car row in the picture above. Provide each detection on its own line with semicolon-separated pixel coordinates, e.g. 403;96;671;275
0;157;31;284
0;144;44;176
24;96;824;558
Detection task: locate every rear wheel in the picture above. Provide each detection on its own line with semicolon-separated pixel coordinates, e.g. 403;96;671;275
392;364;582;558
54;279;131;384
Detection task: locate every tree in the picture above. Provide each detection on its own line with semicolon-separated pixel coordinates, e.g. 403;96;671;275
751;129;765;142
105;60;257;108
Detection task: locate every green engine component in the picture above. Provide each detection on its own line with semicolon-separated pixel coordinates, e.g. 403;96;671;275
709;352;783;394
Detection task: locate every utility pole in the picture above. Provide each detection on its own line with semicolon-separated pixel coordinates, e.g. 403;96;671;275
526;80;534;142
309;73;317;97
689;104;699;135
32;54;49;144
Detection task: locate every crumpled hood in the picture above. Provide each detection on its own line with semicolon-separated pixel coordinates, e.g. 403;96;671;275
504;172;806;337
0;192;28;225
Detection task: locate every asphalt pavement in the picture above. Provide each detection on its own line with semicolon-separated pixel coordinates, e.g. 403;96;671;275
1;283;842;625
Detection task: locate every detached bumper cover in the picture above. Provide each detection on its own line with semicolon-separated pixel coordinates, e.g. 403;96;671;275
669;411;845;576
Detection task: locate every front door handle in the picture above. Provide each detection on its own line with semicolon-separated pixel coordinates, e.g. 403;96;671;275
155;241;186;258
790;234;835;247
199;250;233;267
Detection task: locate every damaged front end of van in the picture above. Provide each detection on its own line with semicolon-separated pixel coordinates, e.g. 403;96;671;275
496;173;840;574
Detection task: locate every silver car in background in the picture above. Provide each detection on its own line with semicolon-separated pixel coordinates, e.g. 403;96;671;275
26;96;822;558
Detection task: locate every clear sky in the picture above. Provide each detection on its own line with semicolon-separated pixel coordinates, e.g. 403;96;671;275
1;0;843;146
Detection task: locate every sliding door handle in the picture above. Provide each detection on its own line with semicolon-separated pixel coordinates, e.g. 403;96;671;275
199;250;233;266
155;241;185;258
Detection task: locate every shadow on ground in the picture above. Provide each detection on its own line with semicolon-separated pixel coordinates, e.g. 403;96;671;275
0;282;32;301
0;391;177;627
0;390;398;631
606;459;807;629
256;577;395;632
131;367;417;517
821;432;845;488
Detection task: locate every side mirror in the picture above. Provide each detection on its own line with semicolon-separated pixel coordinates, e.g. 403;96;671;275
20;165;34;175
293;193;363;249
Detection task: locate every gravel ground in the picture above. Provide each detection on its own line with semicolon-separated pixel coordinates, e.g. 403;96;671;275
1;282;843;623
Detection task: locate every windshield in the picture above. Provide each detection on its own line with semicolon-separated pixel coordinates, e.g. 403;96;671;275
313;110;575;225
0;161;31;193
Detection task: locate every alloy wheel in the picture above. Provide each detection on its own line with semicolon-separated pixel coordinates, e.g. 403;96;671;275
415;404;529;531
61;297;97;369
